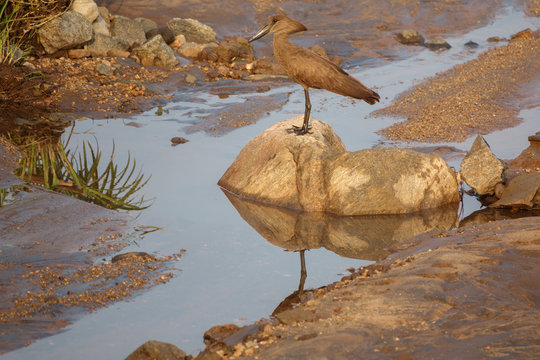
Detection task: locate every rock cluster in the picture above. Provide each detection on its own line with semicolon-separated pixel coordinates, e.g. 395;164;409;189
459;133;540;210
36;0;254;70
218;117;460;215
395;29;452;50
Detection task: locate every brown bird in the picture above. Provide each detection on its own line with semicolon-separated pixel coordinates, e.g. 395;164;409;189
249;15;380;135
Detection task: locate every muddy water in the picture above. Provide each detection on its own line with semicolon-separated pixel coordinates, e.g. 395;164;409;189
4;4;540;360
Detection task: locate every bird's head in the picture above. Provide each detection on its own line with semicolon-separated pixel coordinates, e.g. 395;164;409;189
248;15;307;42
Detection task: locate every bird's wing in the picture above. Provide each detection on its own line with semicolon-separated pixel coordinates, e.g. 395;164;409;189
283;46;377;102
285;46;349;89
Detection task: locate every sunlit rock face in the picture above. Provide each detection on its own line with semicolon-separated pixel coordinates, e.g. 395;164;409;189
218;116;460;215
460;135;507;196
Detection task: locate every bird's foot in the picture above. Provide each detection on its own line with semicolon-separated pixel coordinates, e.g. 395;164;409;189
289;124;311;135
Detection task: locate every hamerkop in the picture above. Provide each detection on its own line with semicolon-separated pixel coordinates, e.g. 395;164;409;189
249;14;380;134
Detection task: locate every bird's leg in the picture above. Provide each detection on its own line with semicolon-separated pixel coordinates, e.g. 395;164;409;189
298;250;307;295
292;88;312;135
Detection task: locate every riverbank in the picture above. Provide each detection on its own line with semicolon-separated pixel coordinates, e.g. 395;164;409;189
212;215;540;359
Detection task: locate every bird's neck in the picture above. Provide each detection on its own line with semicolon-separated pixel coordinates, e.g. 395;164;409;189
273;33;293;67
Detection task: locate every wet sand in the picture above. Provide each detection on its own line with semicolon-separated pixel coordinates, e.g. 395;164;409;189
376;31;540;142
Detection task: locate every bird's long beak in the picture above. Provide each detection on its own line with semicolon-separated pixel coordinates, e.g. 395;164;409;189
248;23;272;42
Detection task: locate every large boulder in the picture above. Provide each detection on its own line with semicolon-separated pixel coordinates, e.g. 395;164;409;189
110;15;146;47
460;135;507;195
38;11;93;54
131;35;179;68
218;117;460;215
167;18;217;44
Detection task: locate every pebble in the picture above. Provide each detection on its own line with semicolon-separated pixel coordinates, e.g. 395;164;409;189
425;36;451;50
171;137;188;145
185;73;197;84
464;41;479;48
395;29;425;45
95;62;113;76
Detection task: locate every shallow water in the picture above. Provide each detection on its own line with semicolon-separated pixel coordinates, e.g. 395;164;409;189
4;6;540;360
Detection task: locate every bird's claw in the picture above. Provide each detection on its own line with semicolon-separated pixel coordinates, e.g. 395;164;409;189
289;124;311;135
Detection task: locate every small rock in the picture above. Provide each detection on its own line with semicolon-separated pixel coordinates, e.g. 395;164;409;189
195;350;222;360
490;173;540;209
204;324;239;346
510;28;534;41
167;18;217;44
177;42;208;59
395;29;425;45
170;34;186;48
171;137;188;145
92;14;110;36
95;62;113;76
487;36;504;42
460;135;507;195
38;11;93;54
464;41;479;48
425;36;451;50
110;15;146;47
87;33;130;53
125;340;186;360
199;44;219;62
131;35;179;68
146;27;175;44
107;49;130;57
216;37;254;63
68;49;91;58
97;6;109;21
134;17;158;33
71;0;99;23
184;73;197;84
217;65;229;76
275;309;316;325
22;61;36;71
111;251;156;263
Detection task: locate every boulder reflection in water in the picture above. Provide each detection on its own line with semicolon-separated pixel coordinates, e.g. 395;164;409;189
222;189;459;261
